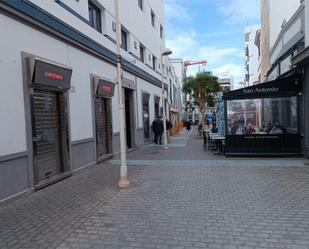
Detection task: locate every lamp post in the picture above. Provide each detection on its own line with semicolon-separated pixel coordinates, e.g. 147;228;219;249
161;48;173;150
114;0;129;188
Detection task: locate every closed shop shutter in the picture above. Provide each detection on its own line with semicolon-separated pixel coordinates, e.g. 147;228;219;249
31;89;65;182
95;97;112;159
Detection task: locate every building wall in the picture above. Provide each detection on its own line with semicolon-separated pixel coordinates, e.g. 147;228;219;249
260;0;271;81
28;0;167;86
244;24;261;86
269;0;300;49
171;59;186;112
0;0;174;202
0;14;28;157
260;0;301;81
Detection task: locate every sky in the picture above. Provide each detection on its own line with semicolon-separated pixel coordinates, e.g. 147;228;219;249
164;0;261;87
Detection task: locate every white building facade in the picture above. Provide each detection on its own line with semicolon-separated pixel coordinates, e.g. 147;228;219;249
170;59;186;130
218;73;233;91
0;0;174;202
244;24;261;86
260;0;301;81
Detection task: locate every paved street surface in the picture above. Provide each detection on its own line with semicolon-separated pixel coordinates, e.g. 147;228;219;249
1;127;309;249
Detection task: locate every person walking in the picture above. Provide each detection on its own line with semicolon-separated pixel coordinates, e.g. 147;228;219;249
166;119;172;142
152;116;164;144
152;117;158;144
157;116;164;144
186;120;191;133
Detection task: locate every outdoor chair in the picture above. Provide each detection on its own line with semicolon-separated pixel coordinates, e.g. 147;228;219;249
203;131;217;151
203;131;208;151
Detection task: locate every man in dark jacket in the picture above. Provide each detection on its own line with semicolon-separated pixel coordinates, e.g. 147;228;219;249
152;116;164;144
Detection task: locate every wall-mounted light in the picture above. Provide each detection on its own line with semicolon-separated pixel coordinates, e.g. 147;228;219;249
112;21;116;32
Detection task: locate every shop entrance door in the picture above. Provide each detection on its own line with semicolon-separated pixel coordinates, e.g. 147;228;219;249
154;96;160;118
125;88;133;148
95;97;112;159
31;89;66;183
143;93;150;141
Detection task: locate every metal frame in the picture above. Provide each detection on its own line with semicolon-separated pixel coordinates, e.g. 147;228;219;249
141;91;151;142
124;87;136;149
90;75;114;162
21;53;72;188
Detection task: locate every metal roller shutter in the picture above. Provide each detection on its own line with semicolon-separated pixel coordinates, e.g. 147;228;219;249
31;89;65;182
95;97;112;159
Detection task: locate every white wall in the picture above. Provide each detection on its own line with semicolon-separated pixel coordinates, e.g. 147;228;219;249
0;0;172;156
61;0;89;19
67;45;119;137
29;0;165;85
0;15;28;156
0;14;69;156
269;0;300;49
0;14;125;156
118;0;165;59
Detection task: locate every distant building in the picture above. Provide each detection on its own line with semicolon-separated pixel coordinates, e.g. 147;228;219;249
218;73;233;92
244;24;261;86
171;58;186;111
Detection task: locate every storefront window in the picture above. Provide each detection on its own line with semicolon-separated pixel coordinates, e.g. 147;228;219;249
226;96;298;135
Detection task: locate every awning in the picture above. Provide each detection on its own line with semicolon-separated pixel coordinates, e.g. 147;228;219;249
223;70;302;100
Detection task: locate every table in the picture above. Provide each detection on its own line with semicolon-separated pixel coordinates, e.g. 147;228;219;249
211;136;225;155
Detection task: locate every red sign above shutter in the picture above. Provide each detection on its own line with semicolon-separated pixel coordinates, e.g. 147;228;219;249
44;71;64;80
97;79;115;98
102;85;112;94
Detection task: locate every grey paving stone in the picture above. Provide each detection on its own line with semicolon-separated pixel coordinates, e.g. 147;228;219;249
1;127;309;249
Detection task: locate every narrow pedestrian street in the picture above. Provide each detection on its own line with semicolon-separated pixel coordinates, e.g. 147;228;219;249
1;128;309;249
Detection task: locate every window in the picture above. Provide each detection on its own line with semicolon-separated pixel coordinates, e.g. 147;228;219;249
151;10;155;27
152;55;157;70
245;32;250;42
226;97;299;135
138;0;143;10
88;1;102;33
140;44;145;63
160;25;163;38
121;28;128;51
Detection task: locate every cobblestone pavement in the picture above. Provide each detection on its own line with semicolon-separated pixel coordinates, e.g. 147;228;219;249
1;127;309;249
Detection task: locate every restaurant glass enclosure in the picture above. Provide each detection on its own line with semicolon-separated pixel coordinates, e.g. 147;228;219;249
226;97;298;136
223;70;302;156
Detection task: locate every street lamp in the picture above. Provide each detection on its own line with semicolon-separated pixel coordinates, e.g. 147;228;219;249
161;48;173;150
114;0;129;188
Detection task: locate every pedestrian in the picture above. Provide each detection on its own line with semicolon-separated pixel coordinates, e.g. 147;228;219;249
166;119;172;142
166;119;172;130
157;116;164;144
186;120;191;133
152;117;158;144
152;116;164;144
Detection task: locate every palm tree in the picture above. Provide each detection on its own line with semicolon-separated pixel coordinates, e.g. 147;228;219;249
182;72;221;128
